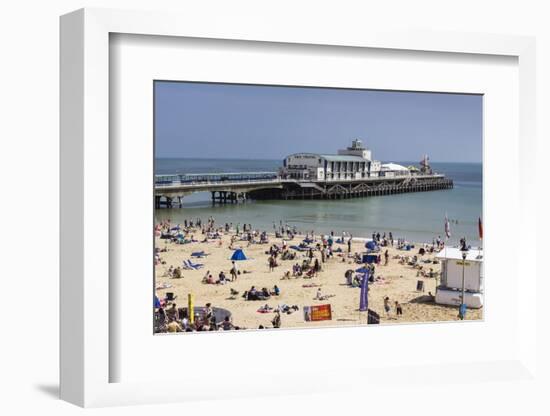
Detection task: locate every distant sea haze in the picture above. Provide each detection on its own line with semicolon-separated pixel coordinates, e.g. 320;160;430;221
155;158;482;245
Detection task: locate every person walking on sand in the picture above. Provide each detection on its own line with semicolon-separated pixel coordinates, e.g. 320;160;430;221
384;249;389;266
347;236;352;254
230;261;238;281
395;301;403;317
384;297;391;318
272;310;281;328
204;303;213;323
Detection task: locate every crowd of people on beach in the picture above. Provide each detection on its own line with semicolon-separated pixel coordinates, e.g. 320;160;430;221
154;301;238;333
154;215;454;333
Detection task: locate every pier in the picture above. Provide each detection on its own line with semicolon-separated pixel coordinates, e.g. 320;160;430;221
154;171;453;208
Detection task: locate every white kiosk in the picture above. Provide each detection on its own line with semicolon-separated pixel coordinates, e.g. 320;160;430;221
435;247;483;309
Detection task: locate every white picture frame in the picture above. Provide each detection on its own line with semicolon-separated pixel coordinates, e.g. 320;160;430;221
60;8;538;408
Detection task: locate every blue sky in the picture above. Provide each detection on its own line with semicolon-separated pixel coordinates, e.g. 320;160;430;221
155;81;482;163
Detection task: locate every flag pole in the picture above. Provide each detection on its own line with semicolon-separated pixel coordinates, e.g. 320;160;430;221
478;216;483;252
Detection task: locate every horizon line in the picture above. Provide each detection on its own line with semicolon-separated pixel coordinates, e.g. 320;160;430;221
155;156;482;164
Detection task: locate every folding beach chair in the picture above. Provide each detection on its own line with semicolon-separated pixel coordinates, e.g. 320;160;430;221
182;260;194;270
188;259;204;269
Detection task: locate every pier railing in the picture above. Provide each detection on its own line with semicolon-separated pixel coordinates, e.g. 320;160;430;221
154;172;453;207
155;173;446;189
155;177;285;188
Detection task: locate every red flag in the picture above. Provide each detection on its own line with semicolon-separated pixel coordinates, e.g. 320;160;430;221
478;217;483;240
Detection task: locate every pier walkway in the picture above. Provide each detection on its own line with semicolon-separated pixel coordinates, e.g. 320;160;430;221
155;171;453;207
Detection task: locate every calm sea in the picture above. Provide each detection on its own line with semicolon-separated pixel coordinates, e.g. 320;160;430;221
155;158;482;245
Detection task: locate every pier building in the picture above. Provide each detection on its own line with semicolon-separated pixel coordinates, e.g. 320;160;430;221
154;140;453;207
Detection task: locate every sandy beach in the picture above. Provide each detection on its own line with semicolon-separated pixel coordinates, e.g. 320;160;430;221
154;224;482;332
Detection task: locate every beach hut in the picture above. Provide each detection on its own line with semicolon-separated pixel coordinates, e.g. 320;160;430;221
434;247;483;308
230;248;248;261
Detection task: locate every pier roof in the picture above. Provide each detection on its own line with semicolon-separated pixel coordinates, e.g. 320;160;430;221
381;163;409;171
319;154;366;162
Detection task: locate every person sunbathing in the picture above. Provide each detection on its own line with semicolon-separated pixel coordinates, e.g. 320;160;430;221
221;316;234;330
166;320;183;333
217;271;228;284
315;288;334;301
304;268;316;278
172;267;183;279
246;286;264;301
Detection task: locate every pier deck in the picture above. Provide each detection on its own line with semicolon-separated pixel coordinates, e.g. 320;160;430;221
155;172;453;207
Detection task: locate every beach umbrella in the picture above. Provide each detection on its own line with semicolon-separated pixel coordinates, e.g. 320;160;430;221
365;241;378;250
356;266;369;274
230;248;248;261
